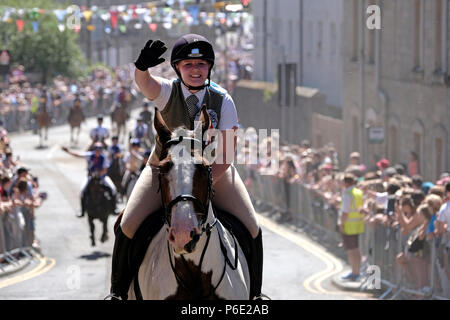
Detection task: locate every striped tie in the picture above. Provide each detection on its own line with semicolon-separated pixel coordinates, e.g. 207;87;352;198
186;94;199;121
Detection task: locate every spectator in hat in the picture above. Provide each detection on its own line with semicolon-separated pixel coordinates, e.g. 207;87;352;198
348;152;361;166
377;158;389;171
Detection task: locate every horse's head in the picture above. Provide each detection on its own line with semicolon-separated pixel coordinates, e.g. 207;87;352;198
87;173;102;193
155;105;214;255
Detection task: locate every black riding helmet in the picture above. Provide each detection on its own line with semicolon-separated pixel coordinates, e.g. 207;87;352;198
170;34;215;91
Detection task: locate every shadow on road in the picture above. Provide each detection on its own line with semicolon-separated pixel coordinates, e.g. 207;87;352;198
34;145;49;150
79;251;111;261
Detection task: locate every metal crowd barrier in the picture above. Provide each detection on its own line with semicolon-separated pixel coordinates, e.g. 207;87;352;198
0;208;40;271
236;164;450;300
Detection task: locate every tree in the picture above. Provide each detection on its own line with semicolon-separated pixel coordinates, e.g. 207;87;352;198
0;0;87;83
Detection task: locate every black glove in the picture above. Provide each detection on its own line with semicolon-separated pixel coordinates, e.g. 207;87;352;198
134;39;167;71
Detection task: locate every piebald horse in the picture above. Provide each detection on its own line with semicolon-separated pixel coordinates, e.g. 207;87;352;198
127;107;250;300
68;99;85;145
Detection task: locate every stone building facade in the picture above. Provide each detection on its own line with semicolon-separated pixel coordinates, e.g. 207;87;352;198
342;0;449;180
252;0;344;108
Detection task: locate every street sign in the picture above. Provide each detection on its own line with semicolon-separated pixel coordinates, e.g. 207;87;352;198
368;126;384;143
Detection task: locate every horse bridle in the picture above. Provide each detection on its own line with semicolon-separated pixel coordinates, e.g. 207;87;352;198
158;136;215;241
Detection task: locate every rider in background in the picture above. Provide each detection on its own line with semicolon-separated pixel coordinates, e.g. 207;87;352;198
131;116;150;149
62;142;117;218
138;100;153;127
120;138;144;197
107;135;124;168
89;115;110;150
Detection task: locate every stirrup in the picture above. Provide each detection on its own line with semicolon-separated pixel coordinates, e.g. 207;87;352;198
104;293;122;300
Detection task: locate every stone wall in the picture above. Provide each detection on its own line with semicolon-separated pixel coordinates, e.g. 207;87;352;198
232;79;343;158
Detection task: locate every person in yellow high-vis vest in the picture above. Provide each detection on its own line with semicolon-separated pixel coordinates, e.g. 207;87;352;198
339;173;365;281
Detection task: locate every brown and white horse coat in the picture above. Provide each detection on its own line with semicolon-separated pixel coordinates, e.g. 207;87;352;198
127;107;250;300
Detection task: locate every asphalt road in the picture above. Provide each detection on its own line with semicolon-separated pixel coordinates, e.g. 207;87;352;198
0;111;374;300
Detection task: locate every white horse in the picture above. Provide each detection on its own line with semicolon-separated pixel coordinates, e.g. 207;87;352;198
127;107;250;300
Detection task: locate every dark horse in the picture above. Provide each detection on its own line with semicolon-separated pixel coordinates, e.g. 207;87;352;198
84;175;114;246
107;156;124;201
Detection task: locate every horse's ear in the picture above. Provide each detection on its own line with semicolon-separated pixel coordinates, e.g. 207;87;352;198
195;104;211;135
154;110;172;144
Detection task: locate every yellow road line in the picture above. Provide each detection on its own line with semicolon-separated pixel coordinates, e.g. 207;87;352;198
0;257;56;289
257;213;366;297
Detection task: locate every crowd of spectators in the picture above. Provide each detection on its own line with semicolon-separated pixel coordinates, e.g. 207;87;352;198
0;63;140;133
238;134;450;295
0;124;48;262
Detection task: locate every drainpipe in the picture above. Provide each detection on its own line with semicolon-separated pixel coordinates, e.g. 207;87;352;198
299;0;303;85
376;0;388;158
358;0;367;165
263;0;268;81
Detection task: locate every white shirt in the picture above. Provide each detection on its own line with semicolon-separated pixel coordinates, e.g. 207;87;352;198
341;186;354;214
375;192;388;209
90;125;110;140
133;123;148;139
438;201;450;247
438;201;450;230
152;77;238;130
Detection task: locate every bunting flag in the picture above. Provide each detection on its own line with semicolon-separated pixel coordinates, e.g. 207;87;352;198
28;8;40;20
16;19;24;31
53;9;66;22
188;5;199;24
82;10;93;22
110;10;119;28
32;21;39;33
149;23;157;32
0;3;252;36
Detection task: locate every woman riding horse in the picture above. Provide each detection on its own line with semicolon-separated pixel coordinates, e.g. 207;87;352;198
123;108;251;299
62;142;118;218
109;34;263;300
68;96;85;144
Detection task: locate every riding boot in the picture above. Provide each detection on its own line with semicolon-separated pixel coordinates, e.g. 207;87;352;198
110;224;133;300
111;193;119;215
105;188;118;215
249;228;264;300
78;194;86;218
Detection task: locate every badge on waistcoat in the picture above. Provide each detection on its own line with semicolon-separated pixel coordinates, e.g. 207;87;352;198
194;109;218;128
